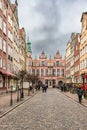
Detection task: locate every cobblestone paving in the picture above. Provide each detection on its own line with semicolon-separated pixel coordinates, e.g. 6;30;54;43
0;89;87;130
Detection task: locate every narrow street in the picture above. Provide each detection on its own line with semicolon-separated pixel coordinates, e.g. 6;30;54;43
0;89;87;130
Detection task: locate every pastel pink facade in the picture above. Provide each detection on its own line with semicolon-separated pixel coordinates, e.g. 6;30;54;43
28;51;66;87
0;0;14;90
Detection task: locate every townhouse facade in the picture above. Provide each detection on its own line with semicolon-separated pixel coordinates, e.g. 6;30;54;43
12;0;20;74
65;41;71;83
65;12;87;84
70;33;76;83
74;34;80;83
0;0;28;90
65;33;80;83
28;50;66;88
19;28;26;71
80;12;87;83
0;0;14;90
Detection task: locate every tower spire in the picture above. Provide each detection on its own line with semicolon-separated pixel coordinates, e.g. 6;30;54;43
27;36;32;53
15;0;18;6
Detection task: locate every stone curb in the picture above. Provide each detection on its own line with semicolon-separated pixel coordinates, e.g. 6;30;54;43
63;92;87;108
0;93;36;118
57;89;87;109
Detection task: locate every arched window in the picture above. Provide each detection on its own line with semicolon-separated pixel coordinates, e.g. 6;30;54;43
56;61;59;66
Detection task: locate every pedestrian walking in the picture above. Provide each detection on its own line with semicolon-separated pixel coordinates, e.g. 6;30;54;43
61;84;63;92
45;84;48;92
77;87;83;103
35;84;38;91
42;84;47;93
30;86;33;91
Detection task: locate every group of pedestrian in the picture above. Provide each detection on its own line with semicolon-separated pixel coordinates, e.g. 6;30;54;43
60;83;67;92
31;83;48;93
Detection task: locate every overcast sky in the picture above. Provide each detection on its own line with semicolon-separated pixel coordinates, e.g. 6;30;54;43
11;0;87;58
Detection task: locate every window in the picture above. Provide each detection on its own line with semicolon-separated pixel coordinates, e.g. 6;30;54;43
60;62;62;66
82;26;85;33
41;69;44;76
8;15;12;26
8;15;11;24
52;69;56;76
0;16;2;29
8;30;12;41
3;59;6;69
3;9;6;16
52;80;56;85
29;69;32;74
46;69;48;76
56;61;59;66
8;30;10;39
57;69;60;76
62;69;64;76
10;19;12;26
3;22;6;34
8;64;10;71
86;59;87;68
81;35;86;44
0;1;2;10
29;61;32;66
8;45;12;55
42;61;45;66
86;45;87;53
0;36;2;50
11;33;13;41
0;57;2;68
8;64;12;72
32;69;35;75
36;69;39;75
83;47;85;55
3;40;6;53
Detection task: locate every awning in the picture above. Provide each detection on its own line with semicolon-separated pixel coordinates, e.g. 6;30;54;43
6;72;16;77
0;69;16;77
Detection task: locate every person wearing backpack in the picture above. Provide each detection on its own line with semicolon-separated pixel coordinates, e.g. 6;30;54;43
77;87;83;103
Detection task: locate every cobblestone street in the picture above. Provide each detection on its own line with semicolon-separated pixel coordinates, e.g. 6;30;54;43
0;89;87;130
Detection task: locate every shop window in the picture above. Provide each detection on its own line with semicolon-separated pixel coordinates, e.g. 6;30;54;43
0;57;2;68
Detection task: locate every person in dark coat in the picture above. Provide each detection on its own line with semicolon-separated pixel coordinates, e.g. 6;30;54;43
77;87;83;103
29;86;32;91
42;84;47;93
61;84;63;92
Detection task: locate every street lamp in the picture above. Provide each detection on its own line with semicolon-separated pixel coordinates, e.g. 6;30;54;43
28;85;30;96
21;78;24;98
81;73;85;86
10;85;13;106
20;86;22;100
17;85;19;102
